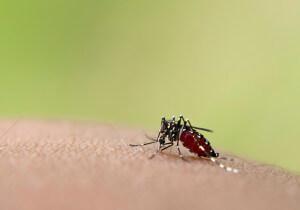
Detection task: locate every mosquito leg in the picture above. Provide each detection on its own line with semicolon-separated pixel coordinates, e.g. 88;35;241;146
197;145;239;173
129;141;157;147
132;121;163;147
149;135;174;159
186;118;213;132
176;139;183;158
186;119;194;130
187;119;192;126
148;142;162;159
160;142;173;151
178;115;185;125
178;124;185;140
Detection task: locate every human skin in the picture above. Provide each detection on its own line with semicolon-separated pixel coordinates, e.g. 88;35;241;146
0;120;299;210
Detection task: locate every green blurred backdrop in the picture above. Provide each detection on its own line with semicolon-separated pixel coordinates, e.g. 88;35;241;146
1;0;300;172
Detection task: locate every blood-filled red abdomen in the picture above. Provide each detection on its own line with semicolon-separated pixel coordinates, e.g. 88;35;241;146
180;130;216;157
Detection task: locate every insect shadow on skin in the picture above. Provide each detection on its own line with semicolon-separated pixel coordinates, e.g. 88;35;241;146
129;115;239;173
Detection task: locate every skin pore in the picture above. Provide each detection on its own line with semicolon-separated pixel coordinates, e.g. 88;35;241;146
0;120;299;210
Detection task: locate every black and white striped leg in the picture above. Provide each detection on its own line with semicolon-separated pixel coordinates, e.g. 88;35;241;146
176;139;183;158
198;145;239;173
129;141;157;147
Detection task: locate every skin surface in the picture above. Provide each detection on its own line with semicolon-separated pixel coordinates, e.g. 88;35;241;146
0;120;299;210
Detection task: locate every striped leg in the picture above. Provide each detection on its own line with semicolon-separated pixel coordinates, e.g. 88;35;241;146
198;145;239;173
129;141;157;147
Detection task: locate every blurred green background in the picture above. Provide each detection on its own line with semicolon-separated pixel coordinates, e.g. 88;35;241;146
1;0;300;172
